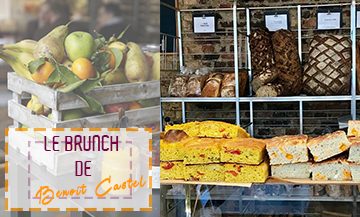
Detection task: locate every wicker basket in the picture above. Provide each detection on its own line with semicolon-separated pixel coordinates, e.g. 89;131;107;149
272;29;302;95
303;34;351;96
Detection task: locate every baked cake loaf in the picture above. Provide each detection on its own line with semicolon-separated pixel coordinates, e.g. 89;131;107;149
311;157;351;181
160;161;185;180
349;163;360;181
271;162;311;179
347;120;360;137
198;121;250;138
165;121;200;137
266;135;308;165
160;130;193;161
224;161;269;183
220;138;266;164
307;131;350;162
165;121;249;139
348;136;360;163
185;163;224;181
183;138;221;164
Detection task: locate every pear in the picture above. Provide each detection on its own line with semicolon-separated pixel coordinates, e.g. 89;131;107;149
33;24;69;63
101;68;129;85
125;42;150;83
149;52;160;81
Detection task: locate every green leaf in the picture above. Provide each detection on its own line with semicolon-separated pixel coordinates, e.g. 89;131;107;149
44;68;60;86
91;51;111;73
56;65;81;84
74;89;105;113
28;57;46;74
109;48;123;72
57;79;87;93
117;24;130;40
78;77;103;93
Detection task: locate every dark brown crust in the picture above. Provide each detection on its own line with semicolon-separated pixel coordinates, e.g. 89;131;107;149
163;130;189;143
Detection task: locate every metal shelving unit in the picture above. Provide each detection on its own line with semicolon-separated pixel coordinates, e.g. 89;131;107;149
160;1;359;138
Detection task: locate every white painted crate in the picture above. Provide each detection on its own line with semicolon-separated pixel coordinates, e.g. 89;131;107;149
7;71;160;176
7;72;160;127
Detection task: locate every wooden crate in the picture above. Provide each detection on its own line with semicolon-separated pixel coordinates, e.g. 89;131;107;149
7;72;160;127
7;71;160;176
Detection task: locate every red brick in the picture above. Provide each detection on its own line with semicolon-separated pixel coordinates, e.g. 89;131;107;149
202;45;215;53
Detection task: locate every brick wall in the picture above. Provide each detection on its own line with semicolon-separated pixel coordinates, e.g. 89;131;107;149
161;0;355;138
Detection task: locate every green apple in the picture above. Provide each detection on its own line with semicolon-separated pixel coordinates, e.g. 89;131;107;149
48;109;84;121
138;99;157;108
81;107;98;115
65;31;95;62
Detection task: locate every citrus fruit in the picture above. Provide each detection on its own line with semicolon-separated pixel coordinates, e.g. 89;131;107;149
71;58;96;80
31;61;55;85
128;101;143;110
101;49;116;69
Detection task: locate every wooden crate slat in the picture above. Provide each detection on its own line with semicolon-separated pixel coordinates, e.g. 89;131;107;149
8;99;54;128
7;72;57;109
9;99;160;128
8;72;160;111
57;81;160;110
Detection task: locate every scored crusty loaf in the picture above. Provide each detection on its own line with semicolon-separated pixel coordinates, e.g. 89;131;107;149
185;163;224;182
220;138;266;165
348;136;360;163
311;157;351;181
160;161;185;180
220;73;236;97
266;135;308;165
271;162;311;179
307;131;350;162
168;75;189;97
349;163;360;181
347;120;360;137
185;75;208;97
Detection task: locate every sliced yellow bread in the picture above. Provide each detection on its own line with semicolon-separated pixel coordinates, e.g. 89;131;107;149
224;160;269;183
183;138;221;164
185;163;224;181
160;161;185;180
220;138;266;164
160;130;193;161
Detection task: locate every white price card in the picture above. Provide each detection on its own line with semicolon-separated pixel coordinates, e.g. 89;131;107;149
357;10;360;28
265;14;288;31
193;16;215;33
317;12;341;29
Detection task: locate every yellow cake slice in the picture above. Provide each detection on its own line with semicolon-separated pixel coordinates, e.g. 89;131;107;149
165;121;200;136
220;138;266;164
183;138;221;164
224;160;269;183
165;121;249;138
185;163;224;181
160;161;185;180
160;130;194;161
198;121;250;138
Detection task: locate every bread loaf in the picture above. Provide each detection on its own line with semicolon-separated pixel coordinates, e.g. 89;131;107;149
168;76;189;97
272;29;302;95
201;73;224;97
185;75;208;97
252;66;281;92
220;73;235;97
256;83;283;97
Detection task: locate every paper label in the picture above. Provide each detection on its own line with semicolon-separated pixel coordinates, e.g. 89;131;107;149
194;16;215;33
317;12;341;29
265;14;288;31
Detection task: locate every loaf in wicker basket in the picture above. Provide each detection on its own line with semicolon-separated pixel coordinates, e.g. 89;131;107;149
249;27;275;76
272;29;302;95
303;34;351;96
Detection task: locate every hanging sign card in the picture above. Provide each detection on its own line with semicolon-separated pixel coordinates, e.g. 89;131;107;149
264;11;289;31
317;9;342;30
193;14;216;33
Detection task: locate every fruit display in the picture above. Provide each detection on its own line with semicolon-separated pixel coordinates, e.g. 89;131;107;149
161;120;360;184
1;24;160;118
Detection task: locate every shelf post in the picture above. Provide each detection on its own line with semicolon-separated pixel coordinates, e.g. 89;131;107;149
351;1;356;120
233;0;240;125
185;185;191;217
182;101;186;123
297;5;302;63
299;101;303;134
177;10;184;67
246;8;252;96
